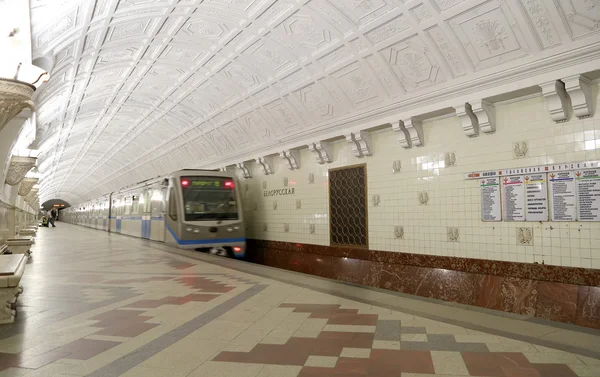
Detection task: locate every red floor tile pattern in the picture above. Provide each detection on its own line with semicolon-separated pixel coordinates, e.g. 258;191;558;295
0;339;120;372
102;257;194;270
90;309;160;337
279;303;378;325
103;276;174;284
124;293;220;309
211;303;582;377
175;276;236;293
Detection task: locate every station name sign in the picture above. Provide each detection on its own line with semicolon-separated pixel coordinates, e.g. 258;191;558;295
263;188;295;197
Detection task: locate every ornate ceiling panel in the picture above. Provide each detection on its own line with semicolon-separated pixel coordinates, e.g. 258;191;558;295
29;0;600;203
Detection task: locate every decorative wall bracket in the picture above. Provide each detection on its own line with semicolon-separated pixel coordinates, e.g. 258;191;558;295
25;188;38;204
392;118;423;148
236;162;252;179
279;150;300;170
256;157;273;175
455;100;495;137
307;141;332;165
563;74;593;119
0;79;35;133
5;156;36;186
18;177;38;196
344;131;372;158
540;80;568;123
219;167;227;172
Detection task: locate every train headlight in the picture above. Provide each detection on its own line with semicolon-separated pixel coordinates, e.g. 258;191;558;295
227;227;233;232
193;229;200;233
186;227;193;232
233;226;240;230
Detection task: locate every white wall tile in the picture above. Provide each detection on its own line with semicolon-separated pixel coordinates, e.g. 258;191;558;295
238;84;600;269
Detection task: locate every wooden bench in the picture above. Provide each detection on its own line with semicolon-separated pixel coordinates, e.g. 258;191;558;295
6;237;33;256
0;254;27;324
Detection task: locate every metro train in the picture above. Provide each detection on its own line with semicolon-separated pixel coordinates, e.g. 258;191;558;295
61;169;246;258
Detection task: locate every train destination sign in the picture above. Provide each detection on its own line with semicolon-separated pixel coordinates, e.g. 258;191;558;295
481;177;501;221
263;188;295;197
550;171;577;221
503;175;525;221
576;169;600;222
525;174;548;221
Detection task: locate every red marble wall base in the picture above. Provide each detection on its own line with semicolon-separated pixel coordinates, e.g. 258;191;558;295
246;239;600;330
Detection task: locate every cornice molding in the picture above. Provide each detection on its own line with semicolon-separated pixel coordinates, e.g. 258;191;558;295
0;79;35;133
562;74;593;119
5;156;37;186
279;150;300;171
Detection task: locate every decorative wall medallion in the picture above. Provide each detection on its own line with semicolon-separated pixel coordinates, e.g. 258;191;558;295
447;227;459;242
394;225;404;239
283;177;289;187
5;156;37;186
444;152;456;167
308;173;315;184
273;201;278;210
309;224;315;234
418;191;429;205
513;141;528;158
392;160;401;173
372;194;380;206
263;223;268;232
262;181;267;189
296;199;301;209
284;223;289;233
244;183;249;192
252;202;258;211
518;227;533;245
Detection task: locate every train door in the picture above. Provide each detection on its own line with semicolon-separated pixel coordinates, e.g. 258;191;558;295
164;181;179;246
141;189;151;239
150;187;166;242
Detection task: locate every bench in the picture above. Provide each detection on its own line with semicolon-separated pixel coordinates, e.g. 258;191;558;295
0;254;27;324
18;227;36;237
5;237;33;256
0;245;8;255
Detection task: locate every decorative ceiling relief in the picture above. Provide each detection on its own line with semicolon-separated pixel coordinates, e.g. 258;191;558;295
449;0;529;70
5;157;37;186
381;36;446;92
555;0;600;39
29;0;600;203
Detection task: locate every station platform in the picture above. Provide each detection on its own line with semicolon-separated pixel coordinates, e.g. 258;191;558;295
1;224;599;377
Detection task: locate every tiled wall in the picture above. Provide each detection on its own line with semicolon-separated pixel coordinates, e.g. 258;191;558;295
237;84;600;270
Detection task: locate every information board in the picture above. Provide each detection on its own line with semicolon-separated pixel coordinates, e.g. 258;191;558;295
481;177;501;221
549;171;577;221
576;169;600;222
503;175;525;221
525;174;548;221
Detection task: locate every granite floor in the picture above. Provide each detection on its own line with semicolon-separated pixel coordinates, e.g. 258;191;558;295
0;224;599;377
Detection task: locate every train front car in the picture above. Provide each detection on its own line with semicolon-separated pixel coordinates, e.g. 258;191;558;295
164;170;246;258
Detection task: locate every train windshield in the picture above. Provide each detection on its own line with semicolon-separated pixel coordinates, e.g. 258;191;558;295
181;176;238;221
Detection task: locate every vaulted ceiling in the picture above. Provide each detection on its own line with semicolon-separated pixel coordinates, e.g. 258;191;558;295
31;0;600;203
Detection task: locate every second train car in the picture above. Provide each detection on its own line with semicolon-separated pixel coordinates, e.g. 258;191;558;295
61;169;246;258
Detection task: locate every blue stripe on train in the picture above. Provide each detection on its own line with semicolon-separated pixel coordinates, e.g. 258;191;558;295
166;224;245;246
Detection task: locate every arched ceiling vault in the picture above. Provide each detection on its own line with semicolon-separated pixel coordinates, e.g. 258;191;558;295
30;0;600;203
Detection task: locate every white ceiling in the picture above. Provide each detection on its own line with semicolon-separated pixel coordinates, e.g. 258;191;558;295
30;0;600;204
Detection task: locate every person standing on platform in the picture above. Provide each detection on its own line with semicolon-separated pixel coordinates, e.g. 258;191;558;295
48;210;56;227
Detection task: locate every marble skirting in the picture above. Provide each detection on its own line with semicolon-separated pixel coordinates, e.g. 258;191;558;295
246;239;600;330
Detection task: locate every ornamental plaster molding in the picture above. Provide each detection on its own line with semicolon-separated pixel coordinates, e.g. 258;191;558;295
471;100;495;134
25;188;39;204
454;103;479;137
255;157;273;175
562;74;593;119
18;178;39;196
307;141;332;165
236;163;251;179
5;156;37;186
279;150;300;170
393;118;423;148
0;79;35;133
344;131;372;158
540;80;568;123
